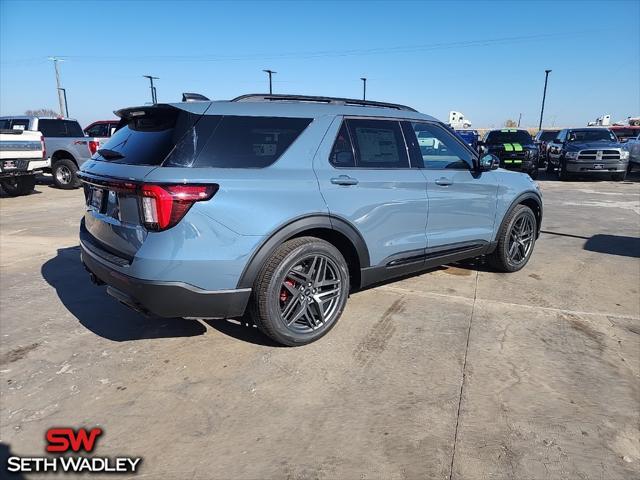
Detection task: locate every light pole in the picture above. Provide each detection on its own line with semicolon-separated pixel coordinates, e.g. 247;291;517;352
58;88;69;118
143;75;159;104
538;69;552;130
48;57;66;117
360;77;367;100
263;69;276;95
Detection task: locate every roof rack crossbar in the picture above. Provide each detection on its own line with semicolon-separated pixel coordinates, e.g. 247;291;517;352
231;94;417;112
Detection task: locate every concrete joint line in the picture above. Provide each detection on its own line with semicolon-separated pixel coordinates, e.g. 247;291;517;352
448;270;479;480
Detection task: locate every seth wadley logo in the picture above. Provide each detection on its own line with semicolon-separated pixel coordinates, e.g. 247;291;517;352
5;427;142;474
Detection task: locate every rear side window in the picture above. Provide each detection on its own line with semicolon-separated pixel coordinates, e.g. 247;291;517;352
184;116;312;168
345;119;409;168
39;119;84;137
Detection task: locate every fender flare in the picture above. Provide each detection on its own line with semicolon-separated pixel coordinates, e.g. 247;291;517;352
496;191;543;240
236;214;370;289
51;150;78;166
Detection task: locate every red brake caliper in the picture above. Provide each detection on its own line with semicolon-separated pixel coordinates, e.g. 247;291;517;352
280;279;295;303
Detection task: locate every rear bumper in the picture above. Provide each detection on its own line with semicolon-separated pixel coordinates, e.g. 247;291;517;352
565;161;628;173
80;241;251;319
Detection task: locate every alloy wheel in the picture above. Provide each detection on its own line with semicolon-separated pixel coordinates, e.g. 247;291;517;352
278;254;343;333
507;214;535;265
56;165;72;185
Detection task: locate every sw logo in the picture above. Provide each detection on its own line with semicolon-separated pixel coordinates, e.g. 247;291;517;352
5;427;142;475
46;427;103;453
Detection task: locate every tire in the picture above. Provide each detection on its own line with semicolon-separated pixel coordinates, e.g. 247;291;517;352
546;158;555;173
487;204;537;273
528;163;539;179
0;175;36;197
557;159;571;181
612;172;626;181
52;158;80;189
249;236;350;346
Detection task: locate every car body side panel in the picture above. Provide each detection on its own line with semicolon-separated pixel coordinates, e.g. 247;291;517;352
312;116;429;266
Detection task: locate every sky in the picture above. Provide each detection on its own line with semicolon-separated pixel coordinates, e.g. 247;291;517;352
1;0;639;129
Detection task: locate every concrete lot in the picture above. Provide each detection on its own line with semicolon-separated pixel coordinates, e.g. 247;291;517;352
1;173;639;479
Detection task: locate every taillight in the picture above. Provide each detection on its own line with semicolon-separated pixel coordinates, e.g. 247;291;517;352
88;140;99;155
140;184;217;231
41;135;46;159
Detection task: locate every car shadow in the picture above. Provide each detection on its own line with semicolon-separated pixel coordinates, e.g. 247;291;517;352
584;234;640;258
202;316;283;347
0;442;26;479
41;247;207;341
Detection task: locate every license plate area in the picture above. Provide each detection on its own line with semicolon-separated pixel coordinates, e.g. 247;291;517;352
89;187;105;211
593;164;604;170
2;160;17;170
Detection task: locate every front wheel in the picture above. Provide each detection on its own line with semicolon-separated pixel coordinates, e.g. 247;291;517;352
612;172;626;181
528;163;539;179
557;160;571;181
52;159;81;189
1;175;36;196
487;204;537;273
250;237;350;346
546;158;555;173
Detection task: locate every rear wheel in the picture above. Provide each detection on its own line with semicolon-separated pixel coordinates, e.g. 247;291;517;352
52;158;80;189
487;204;537;273
1;175;36;196
250;237;350;346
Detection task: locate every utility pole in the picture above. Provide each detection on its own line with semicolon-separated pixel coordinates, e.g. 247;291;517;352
48;57;66;117
263;69;276;95
538;69;552;130
517;113;522;127
360;77;367;100
143;75;159;104
58;88;69;118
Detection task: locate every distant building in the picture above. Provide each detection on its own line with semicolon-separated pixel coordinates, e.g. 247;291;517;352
449;111;472;129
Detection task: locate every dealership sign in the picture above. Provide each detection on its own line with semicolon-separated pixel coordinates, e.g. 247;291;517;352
6;427;142;474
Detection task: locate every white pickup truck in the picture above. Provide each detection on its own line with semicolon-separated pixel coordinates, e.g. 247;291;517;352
0;129;47;196
0;116;99;189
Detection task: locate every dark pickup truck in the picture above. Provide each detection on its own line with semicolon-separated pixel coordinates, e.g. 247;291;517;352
546;128;629;181
480;129;540;179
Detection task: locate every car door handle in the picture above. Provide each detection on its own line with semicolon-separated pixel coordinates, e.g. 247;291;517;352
330;175;359;186
435;177;453;186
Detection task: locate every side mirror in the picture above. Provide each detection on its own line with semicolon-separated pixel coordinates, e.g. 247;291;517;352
478;153;500;171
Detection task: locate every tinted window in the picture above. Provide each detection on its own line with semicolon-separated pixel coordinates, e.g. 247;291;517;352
611;128;639;139
94;107;199;165
329;123;356;167
406;122;472;170
85;123;109;137
39;119;84;137
0;120;9;129
346;119;408;168
568;129;617;142
485;130;533;145
538;130;559;141
176;116;312;168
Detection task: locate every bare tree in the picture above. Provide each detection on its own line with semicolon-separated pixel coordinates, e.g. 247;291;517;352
504;119;518;128
24;108;59;117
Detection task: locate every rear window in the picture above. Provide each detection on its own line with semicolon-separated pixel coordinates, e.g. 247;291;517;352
165;115;312;168
39;119;84;137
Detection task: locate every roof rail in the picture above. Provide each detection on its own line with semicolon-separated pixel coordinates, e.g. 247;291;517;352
231;94;417;112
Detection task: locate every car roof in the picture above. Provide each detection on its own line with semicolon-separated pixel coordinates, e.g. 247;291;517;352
487;128;529;133
130;94;439;122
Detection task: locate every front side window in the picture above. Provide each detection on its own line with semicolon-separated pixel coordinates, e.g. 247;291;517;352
85;123;109;137
406;122;472;170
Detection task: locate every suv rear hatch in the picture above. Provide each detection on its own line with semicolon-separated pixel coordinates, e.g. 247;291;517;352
80;102;213;260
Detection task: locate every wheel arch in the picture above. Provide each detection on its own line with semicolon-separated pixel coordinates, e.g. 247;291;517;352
51;150;77;165
236;214;370;290
496;192;543;240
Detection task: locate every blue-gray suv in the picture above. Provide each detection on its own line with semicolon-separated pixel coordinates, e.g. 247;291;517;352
79;94;542;346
